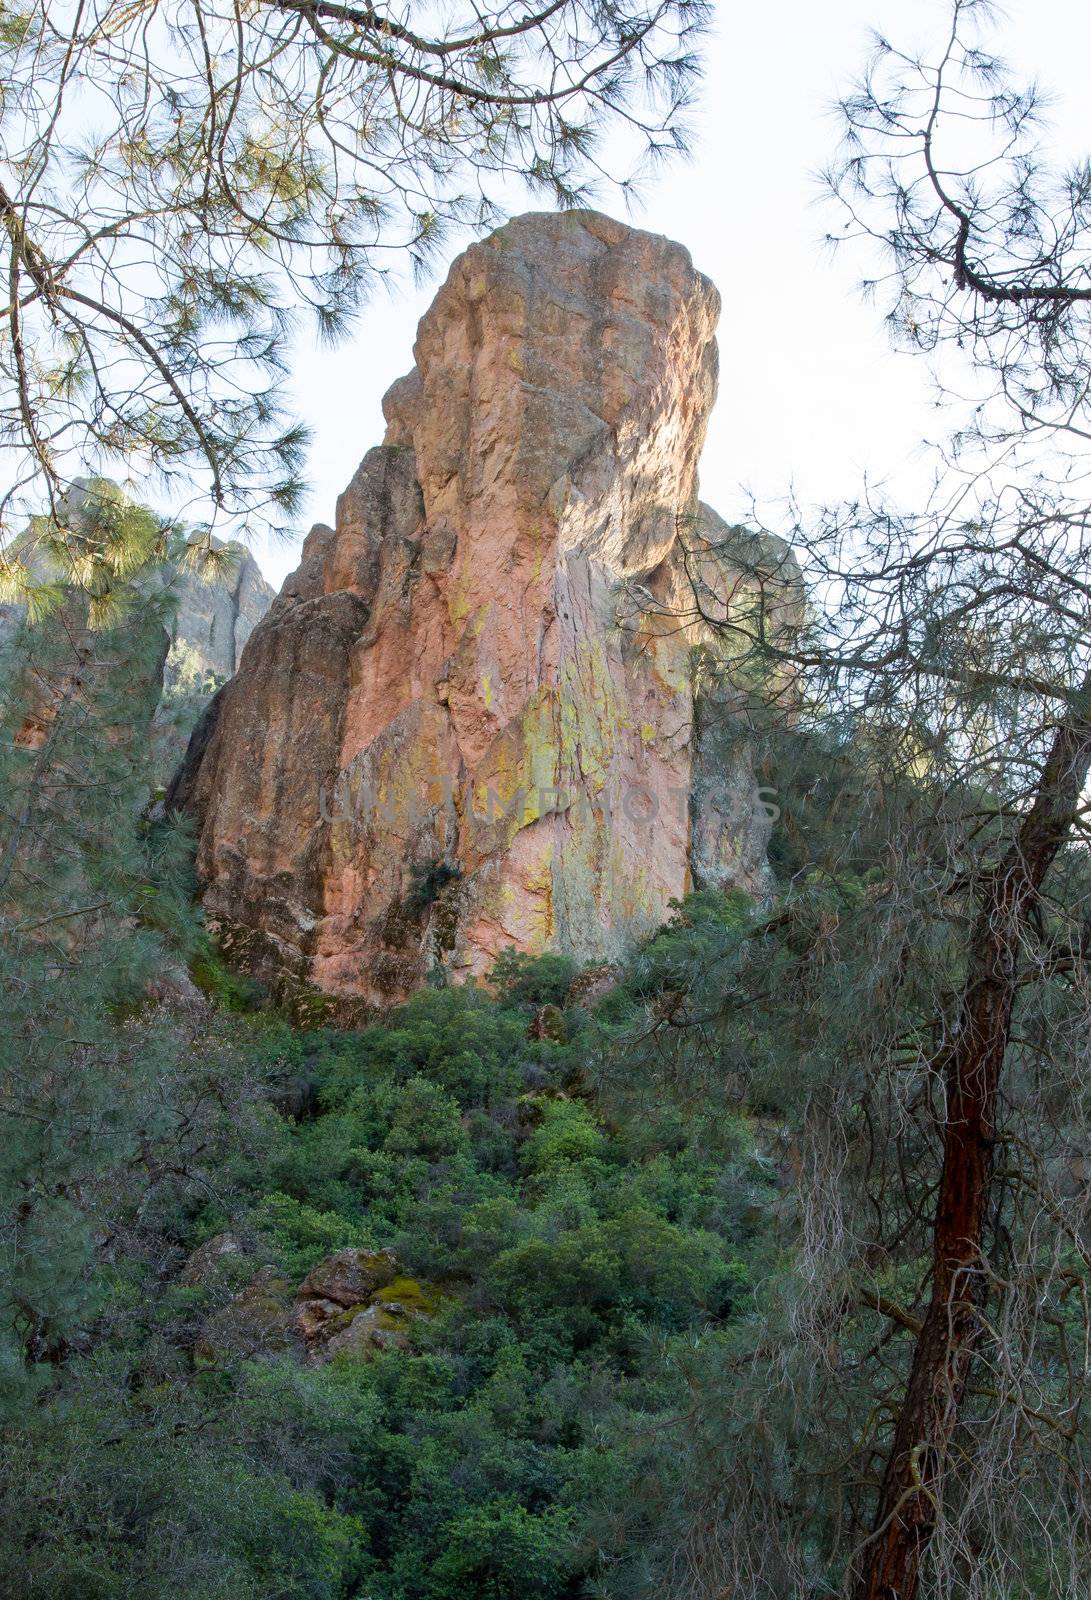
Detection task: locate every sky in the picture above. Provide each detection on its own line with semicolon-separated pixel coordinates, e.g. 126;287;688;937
256;0;1091;587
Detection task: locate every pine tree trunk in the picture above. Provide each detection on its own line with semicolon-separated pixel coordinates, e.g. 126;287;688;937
855;684;1091;1600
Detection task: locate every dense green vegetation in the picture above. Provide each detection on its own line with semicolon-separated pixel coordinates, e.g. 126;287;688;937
0;881;779;1598
4;10;1091;1589
3;504;1088;1598
4;580;1087;1600
0;474;777;1600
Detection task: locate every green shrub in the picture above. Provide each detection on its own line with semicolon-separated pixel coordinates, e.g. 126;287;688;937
491;947;578;1007
1;892;771;1599
519;1098;605;1173
249;1193;364;1280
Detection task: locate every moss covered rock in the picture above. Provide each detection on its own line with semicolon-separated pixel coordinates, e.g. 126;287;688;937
297;1247;398;1307
293;1254;442;1363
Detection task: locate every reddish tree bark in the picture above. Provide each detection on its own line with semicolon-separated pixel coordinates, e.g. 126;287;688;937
855;685;1091;1600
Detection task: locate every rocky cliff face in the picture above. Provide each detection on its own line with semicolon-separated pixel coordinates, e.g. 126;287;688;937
165;542;274;689
0;488;275;793
170;210;798;1004
151;540;275;782
0;491;273;704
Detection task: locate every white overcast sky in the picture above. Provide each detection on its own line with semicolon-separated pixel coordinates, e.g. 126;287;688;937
255;0;1091;587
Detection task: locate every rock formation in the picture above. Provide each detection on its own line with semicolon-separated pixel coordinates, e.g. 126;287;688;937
0;487;275;787
170;210;798;1005
152;536;275;782
186;1241;438;1365
165;538;274;690
0;483;273;687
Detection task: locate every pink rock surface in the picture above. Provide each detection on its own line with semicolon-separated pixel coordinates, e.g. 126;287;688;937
169;211;796;1004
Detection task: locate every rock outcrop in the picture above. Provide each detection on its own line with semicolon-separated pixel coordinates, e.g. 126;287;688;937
164;539;274;690
152;536;275;782
187;1243;439;1366
171;210;799;1004
0;484;273;688
292;1249;439;1361
0;486;275;785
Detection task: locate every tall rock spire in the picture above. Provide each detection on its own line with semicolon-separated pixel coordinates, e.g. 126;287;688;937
170;210;797;1004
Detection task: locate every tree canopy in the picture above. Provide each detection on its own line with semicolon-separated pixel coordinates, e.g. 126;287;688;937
0;0;706;597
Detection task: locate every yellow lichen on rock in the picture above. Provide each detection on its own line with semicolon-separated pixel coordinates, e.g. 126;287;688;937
169;210;799;1005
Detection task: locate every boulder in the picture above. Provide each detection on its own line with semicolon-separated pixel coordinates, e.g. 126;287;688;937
323;1303;412;1360
191;1245;438;1365
295;1247;399;1308
179;1229;247;1287
194;1267;297;1362
293;1253;438;1363
292;1247;400;1344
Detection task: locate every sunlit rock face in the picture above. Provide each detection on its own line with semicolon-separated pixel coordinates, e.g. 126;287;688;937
170;210;796;1004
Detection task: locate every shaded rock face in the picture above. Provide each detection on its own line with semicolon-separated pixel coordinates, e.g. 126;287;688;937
166;540;274;689
0;491;275;787
172;210;797;1004
0;489;273;690
152;537;275;784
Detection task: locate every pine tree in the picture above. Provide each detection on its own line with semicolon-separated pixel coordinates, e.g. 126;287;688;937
0;0;708;603
0;483;200;1395
597;6;1091;1593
